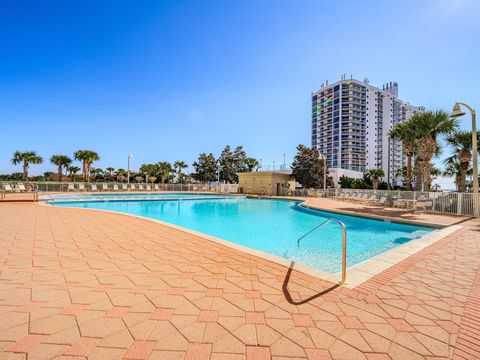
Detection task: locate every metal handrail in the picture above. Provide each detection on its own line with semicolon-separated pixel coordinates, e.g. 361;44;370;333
297;218;348;284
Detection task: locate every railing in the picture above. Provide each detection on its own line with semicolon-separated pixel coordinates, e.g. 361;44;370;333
0;181;239;200
297;218;348;283
287;188;480;217
256;164;292;173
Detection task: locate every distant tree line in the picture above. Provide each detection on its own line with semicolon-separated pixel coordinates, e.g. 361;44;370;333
2;146;259;184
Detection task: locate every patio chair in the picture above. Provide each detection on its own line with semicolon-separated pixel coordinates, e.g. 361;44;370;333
154;184;159;191
101;183;109;191
17;184;28;192
121;184;128;191
145;184;151;191
78;183;85;191
392;197;403;208
378;196;387;206
90;184;97;191
3;184;14;192
112;184;119;191
357;193;369;203
67;184;75;192
366;195;378;204
349;193;359;202
129;184;136;191
137;184;145;191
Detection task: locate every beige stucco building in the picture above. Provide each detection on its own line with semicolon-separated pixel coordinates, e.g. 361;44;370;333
237;172;296;196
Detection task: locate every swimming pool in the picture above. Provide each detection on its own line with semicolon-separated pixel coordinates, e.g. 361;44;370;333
48;194;435;273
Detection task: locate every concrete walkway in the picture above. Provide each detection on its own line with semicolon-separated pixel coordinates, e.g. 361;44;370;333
0;202;479;359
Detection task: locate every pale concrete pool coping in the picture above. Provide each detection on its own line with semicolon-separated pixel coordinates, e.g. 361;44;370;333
40;195;464;289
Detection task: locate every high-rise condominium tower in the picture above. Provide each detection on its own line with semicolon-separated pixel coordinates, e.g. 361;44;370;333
311;77;424;186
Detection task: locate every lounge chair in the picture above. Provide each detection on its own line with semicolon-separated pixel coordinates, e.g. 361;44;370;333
67;184;75;192
129;184;136;191
137;184;145;191
113;184;119;191
121;184;128;191
145;184;151;191
378;196;387;206
348;193;358;202
17;184;28;192
357;193;369;203
78;183;85;191
366;195;378;204
101;183;109;191
3;184;14;192
154;184;159;191
90;184;97;191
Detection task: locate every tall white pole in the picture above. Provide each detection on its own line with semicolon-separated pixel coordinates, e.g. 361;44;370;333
127;153;132;184
472;110;478;194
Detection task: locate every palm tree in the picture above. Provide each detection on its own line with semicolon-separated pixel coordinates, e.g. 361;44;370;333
105;167;115;181
389;121;417;191
50;155;72;181
157;162;173;184
173;161;188;183
408;111;459;191
140;163;157;183
11;151;44;180
90;167;103;181
74;150;100;182
115;168;127;182
445;130;473;193
246;158;260;172
365;168;385;190
428;166;442;191
66;166;80;182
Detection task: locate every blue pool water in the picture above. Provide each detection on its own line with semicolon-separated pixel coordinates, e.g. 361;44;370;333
49;194;434;273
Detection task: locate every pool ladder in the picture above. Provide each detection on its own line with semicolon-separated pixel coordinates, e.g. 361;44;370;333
297;218;347;284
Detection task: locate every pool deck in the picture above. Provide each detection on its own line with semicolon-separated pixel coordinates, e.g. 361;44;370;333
1;198;479;359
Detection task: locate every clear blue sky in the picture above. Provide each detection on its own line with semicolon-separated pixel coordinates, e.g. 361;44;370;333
1;0;479;186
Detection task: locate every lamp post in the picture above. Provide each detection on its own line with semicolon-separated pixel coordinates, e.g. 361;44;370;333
318;153;327;191
127;153;133;184
451;102;478;194
283;154;286;170
216;160;221;184
451;102;478;217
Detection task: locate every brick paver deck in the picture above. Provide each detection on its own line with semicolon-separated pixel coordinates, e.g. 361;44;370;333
0;203;479;359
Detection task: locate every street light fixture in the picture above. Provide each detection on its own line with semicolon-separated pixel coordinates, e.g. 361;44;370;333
450;102;477;195
127;153;133;184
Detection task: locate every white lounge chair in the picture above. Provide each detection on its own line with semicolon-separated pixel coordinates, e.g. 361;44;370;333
3;184;14;192
129;184;136;191
366;195;378;204
90;184;97;191
113;184;119;191
67;184;75;191
145;184;151;191
121;184;128;191
78;183;85;191
101;183;109;191
154;184;159;191
17;184;28;192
